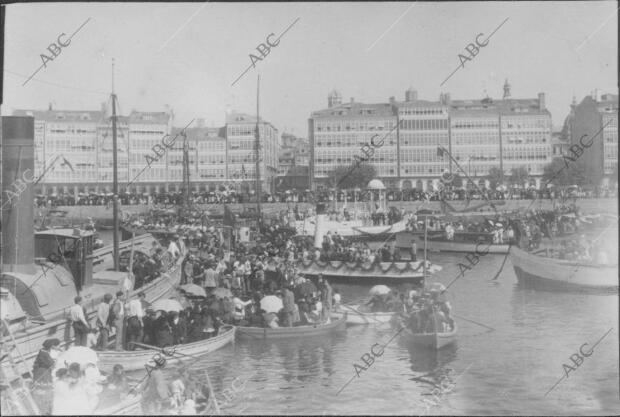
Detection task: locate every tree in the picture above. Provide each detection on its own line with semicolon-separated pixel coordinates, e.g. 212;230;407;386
330;163;377;189
542;158;592;187
487;166;503;189
509;166;529;187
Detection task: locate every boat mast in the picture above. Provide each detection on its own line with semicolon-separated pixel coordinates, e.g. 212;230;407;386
111;59;120;271
182;130;190;209
423;216;428;285
255;74;262;219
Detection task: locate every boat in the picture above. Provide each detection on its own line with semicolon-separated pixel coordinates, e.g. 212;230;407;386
402;323;458;350
331;304;397;325
510;246;618;293
1;103;181;372
395;230;510;254
236;315;347;340
97;325;236;372
295;259;441;284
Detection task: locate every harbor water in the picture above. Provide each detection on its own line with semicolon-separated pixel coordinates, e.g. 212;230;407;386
105;239;617;415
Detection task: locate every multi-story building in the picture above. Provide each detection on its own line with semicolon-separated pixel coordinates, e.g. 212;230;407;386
309;91;398;189
13;105;281;195
308;82;553;190
565;92;618;186
127;111;173;192
396;89;450;190
170;124;227;192
225;112;279;193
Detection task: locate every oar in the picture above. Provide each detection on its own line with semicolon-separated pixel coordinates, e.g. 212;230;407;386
452;314;495;332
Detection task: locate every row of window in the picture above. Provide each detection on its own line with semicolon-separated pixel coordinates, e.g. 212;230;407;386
314;120;396;132
400;119;449;131
399;108;446;116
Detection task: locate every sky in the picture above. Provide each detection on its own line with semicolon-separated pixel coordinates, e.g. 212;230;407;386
1;1;617;135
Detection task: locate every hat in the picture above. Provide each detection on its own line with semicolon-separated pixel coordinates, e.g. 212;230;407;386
43;338;61;349
153;355;167;368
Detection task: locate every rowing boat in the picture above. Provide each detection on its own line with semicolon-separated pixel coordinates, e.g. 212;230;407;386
510;246;618;293
236;315;347;340
331;304;396;325
402;323;458;350
97;325;236;372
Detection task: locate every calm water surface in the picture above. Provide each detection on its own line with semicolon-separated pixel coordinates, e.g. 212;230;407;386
101;231;619;414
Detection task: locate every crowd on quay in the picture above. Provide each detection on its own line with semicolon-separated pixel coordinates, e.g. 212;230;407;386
33;183;617;208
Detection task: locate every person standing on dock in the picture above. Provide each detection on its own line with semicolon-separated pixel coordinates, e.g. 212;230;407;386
70;296;90;346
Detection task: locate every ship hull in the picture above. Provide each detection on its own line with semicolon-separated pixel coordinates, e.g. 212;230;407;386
1;256;182;370
511;246;618;293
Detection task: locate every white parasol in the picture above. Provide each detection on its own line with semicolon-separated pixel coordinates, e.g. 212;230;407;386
369;285;391;296
260;295;283;313
57;346;98;369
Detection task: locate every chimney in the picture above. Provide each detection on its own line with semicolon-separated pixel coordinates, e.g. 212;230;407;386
444;93;451;105
48;103;53;111
538;93;546;110
389;96;395;105
1;116;36;274
405;88;418;102
350;97;354;104
197;118;205;128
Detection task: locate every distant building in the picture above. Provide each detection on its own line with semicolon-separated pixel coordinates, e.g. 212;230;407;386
14;104;281;195
309;95;398;189
308;82;553;190
277;133;309;190
225;112;279;194
564;92;618;186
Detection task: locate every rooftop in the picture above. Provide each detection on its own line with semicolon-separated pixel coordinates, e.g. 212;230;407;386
311;102;395;118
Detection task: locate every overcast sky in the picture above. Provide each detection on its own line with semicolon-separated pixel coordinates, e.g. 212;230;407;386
2;1;617;135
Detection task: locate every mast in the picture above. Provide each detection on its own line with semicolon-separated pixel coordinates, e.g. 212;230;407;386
182;130;190;209
255;75;262;218
111;59;120;271
423;215;428;285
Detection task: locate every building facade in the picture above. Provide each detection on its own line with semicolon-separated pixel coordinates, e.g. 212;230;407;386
308;82;553;190
225;112;279;194
277;133;309;190
14;106;280;195
564;92;618;186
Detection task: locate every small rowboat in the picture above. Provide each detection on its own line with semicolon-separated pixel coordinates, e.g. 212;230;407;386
402;323;458;350
236;315;347;340
331;304;396;325
97;325;236;372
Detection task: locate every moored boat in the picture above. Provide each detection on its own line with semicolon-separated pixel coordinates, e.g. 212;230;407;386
331;304;396;325
296;259;441;284
395;230;510;254
236;315;347;340
402;323;458;350
97;325;236;372
510;246;618;293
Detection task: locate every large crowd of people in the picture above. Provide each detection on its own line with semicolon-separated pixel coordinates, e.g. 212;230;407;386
34;183;617;208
